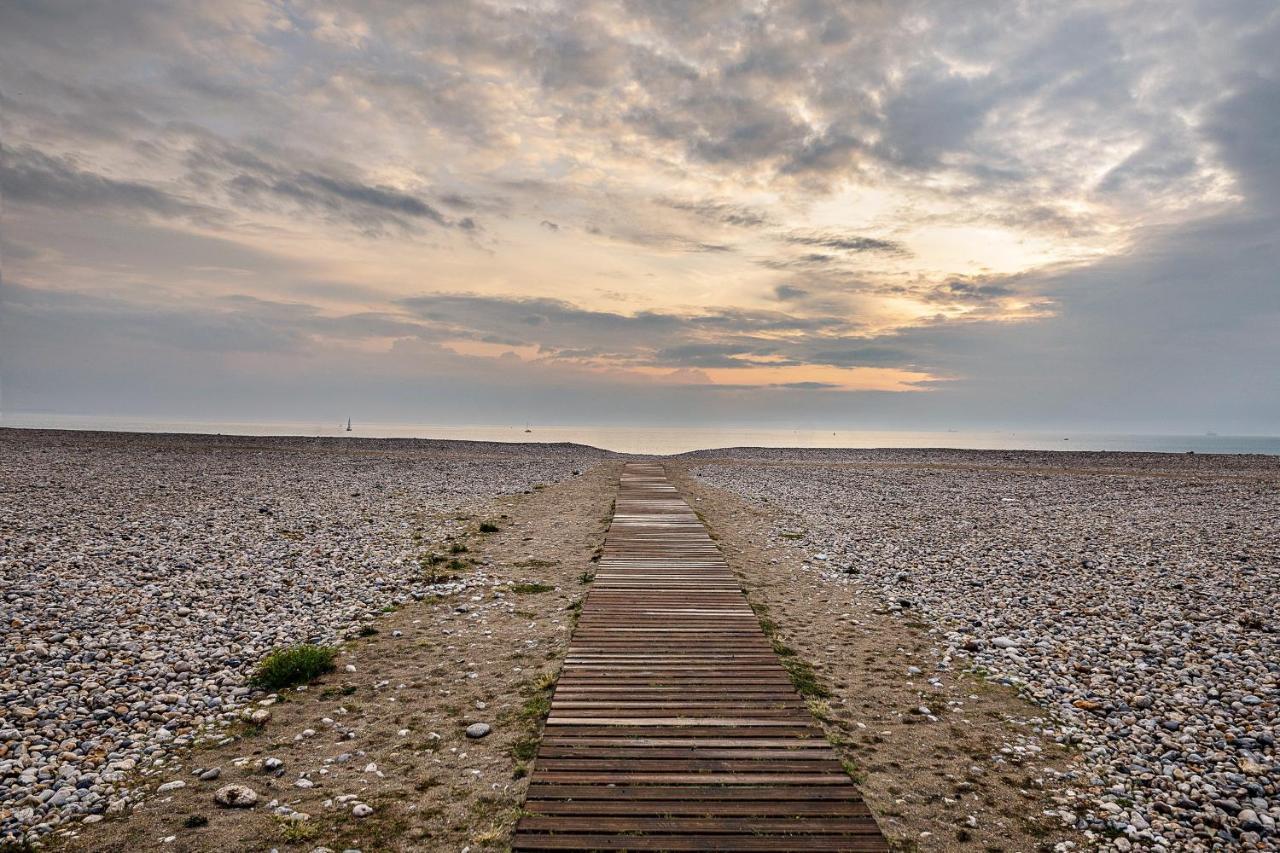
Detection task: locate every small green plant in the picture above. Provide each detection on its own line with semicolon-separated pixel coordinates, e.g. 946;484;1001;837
277;818;319;842
250;644;337;690
511;582;554;594
447;558;468;571
479;521;500;533
357;626;379;637
781;655;829;698
449;542;468;554
578;570;595;585
840;756;866;784
183;815;209;829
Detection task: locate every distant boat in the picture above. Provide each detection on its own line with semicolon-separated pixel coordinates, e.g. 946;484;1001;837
346;418;352;432
524;421;532;433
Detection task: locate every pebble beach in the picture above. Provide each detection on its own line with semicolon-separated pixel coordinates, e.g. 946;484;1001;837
687;447;1280;850
0;429;606;845
3;431;1278;850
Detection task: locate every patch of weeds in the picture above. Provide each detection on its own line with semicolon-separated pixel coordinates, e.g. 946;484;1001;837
578;570;596;585
319;685;357;699
840;756;867;784
356;625;379;638
511;582;554;594
277;819;319;842
447;558;468;571
504;670;560;777
380;603;398;614
250;644;337;690
533;483;548;490
511;737;539;763
419;552;459;584
806;697;834;723
780;531;805;540
449;542;469;554
780;655;829;699
566;598;584;625
479;521;500;533
183;815;209;829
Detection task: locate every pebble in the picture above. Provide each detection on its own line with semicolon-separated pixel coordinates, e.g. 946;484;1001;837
465;722;492;739
0;431;602;842
352;803;373;818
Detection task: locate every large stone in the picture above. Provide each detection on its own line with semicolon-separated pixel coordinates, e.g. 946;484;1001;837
213;784;258;808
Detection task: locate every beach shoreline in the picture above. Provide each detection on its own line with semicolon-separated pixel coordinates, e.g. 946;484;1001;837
2;430;1276;850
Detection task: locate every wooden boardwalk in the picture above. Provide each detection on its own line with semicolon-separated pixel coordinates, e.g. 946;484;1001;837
512;462;887;851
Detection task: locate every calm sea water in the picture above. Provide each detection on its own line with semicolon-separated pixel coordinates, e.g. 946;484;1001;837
4;413;1279;456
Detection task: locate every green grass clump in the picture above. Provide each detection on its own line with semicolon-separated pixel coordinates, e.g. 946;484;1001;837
479;521;500;533
277;818;319;842
250;644;338;690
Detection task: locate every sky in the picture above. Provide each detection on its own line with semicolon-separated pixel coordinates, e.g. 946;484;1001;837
1;0;1277;433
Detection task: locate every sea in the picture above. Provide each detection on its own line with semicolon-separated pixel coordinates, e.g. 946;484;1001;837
4;413;1279;456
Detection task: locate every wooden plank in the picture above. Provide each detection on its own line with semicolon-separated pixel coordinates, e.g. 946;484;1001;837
511;462;886;852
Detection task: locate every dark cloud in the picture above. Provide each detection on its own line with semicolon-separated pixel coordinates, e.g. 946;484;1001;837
658;197;775;228
810;346;918;368
775;381;840;390
0;146;206;219
654;343;771;368
196;140;476;234
784;233;908;255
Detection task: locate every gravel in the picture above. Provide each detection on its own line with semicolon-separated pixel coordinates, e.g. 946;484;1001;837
687;447;1279;851
0;429;607;844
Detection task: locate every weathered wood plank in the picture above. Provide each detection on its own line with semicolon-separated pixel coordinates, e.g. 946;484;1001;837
511;462;886;851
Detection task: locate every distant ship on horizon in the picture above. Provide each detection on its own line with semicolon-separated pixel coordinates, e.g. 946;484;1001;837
346;417;352;432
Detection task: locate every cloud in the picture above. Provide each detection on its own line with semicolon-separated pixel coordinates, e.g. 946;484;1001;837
1;1;1277;432
0;145;207;219
658;197;775;228
185;139;476;235
784;232;909;255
